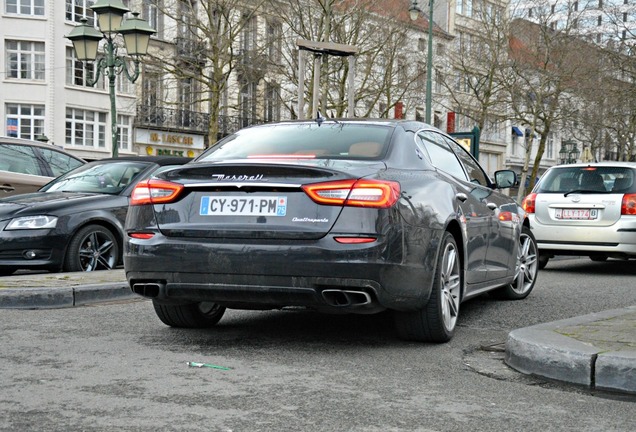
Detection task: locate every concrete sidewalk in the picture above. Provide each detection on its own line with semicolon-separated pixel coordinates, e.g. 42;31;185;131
0;269;135;308
0;269;635;395
506;306;636;395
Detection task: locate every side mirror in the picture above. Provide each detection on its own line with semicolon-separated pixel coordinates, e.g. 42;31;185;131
494;170;516;189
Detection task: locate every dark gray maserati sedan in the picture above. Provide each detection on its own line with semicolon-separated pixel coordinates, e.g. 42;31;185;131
124;119;538;342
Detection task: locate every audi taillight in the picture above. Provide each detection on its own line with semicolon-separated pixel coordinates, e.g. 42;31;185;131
521;193;537;214
302;179;400;208
130;179;184;205
622;193;636;215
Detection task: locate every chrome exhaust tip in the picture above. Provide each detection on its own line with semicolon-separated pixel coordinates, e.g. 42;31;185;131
321;289;372;307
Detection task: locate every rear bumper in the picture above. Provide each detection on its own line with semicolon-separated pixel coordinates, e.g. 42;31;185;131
529;215;636;257
124;232;439;313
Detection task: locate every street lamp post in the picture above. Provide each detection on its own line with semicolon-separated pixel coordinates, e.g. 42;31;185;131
409;0;434;125
559;139;580;164
66;0;155;158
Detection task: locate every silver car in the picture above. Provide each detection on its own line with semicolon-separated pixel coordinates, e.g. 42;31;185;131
0;136;85;197
522;162;636;268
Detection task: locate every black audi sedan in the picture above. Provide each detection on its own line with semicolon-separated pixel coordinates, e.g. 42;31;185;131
124;119;538;342
0;156;191;275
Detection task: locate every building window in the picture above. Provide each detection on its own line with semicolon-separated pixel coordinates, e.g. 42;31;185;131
178;76;196;127
239;78;257;128
142;70;162;108
465;0;472;17
5;40;45;80
117;115;132;152
65;108;107;148
5;0;45;15
267;20;282;63
65;47;104;89
265;82;281;122
66;0;95;25
143;0;164;39
241;13;258;53
116;66;134;94
178;0;195;38
5;104;45;139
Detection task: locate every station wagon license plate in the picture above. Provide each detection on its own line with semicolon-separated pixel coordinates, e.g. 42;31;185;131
200;196;287;216
555;208;598;220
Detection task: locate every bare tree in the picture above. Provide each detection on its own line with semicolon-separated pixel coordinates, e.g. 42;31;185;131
144;0;269;144
504;5;601;200
440;1;511;134
274;0;428;119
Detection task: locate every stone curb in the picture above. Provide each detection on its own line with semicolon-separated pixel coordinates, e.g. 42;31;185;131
0;282;137;309
505;306;636;395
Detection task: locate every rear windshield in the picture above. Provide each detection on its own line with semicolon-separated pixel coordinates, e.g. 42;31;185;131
535;166;635;193
197;123;393;161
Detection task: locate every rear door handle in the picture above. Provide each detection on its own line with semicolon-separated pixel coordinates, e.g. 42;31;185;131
455;193;468;202
487;202;498;210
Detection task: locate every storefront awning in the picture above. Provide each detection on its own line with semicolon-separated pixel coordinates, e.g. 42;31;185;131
512;126;524;137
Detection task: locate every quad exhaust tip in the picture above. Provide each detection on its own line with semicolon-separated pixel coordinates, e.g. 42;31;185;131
321;289;372;307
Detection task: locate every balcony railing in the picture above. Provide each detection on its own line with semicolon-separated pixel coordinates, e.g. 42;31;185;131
135;105;268;139
175;37;207;65
135;105;209;134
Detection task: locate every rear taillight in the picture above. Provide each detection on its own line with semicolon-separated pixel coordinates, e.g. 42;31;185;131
130;179;184;205
302;179;400;208
521;193;537;214
622;193;636;215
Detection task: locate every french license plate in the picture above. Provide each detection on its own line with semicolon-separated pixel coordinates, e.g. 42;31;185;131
555;208;598;220
200;196;287;216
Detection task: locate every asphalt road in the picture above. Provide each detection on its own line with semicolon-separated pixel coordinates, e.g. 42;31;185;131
1;258;634;431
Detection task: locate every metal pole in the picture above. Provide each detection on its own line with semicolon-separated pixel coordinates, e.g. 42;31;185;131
298;50;305;119
348;56;355;117
312;54;321;117
106;39;119;158
426;0;434;125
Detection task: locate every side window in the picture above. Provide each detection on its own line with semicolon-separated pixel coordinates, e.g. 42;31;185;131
442;135;489;186
37;147;84;177
0;144;41;175
417;132;467;181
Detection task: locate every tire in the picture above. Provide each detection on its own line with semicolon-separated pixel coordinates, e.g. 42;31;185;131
394;232;461;343
538;253;549;270
490;226;538;300
63;224;119;272
153;301;226;328
590;254;608;262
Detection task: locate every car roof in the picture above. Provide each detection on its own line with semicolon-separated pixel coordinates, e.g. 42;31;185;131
240;118;433;133
550;162;636;169
90;156;193;166
0;136;85;159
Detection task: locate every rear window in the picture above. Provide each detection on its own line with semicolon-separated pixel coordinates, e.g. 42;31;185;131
197;123;392;161
535;166;635;193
